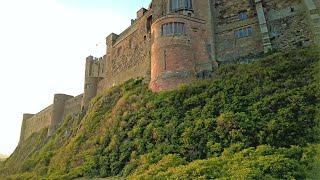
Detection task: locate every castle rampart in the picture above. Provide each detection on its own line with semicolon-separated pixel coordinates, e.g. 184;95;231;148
20;94;83;143
20;106;52;142
63;94;83;119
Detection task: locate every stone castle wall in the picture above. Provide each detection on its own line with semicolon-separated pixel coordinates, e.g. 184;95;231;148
19;94;83;143
213;0;264;61
212;0;319;62
85;0;320;92
96;10;152;94
64;94;83;118
266;0;315;49
20;105;52;142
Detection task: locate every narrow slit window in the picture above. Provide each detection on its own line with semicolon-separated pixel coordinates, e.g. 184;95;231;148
164;50;167;70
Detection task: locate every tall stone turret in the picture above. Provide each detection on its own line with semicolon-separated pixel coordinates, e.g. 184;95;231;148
82;77;100;110
19;113;34;144
48;94;73;136
81;56;104;110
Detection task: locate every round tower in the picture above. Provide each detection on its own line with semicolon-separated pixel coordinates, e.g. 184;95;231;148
150;16;195;91
149;0;213;91
48;94;73;136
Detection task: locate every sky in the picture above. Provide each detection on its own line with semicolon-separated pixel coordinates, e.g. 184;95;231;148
0;0;151;156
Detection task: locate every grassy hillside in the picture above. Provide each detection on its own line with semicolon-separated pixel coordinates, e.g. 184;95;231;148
0;154;8;173
0;47;319;179
0;154;7;162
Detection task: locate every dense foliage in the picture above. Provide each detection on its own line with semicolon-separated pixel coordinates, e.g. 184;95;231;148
1;47;319;179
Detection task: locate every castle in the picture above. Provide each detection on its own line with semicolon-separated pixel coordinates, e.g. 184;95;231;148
19;0;320;143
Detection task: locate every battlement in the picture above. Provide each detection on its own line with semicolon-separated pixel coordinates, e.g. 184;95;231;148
106;33;119;47
85;55;105;78
137;8;148;19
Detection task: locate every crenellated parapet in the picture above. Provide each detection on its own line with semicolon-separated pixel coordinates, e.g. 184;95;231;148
81;56;105;110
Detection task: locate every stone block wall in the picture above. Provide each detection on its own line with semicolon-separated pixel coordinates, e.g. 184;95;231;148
64;94;83;118
96;10;152;94
268;13;314;49
20;105;52;142
265;0;314;49
212;0;319;62
213;0;264;62
20;94;83;143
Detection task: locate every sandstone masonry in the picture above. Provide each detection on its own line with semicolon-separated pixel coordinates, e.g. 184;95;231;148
19;0;320;143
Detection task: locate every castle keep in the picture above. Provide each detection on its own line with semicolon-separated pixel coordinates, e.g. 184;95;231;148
19;0;320;142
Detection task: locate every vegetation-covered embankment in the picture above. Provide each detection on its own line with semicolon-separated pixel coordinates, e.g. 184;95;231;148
0;47;319;179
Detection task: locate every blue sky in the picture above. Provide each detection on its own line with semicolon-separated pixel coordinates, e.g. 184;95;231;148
0;0;151;155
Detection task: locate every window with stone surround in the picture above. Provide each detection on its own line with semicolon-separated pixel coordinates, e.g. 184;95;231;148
238;11;248;20
169;0;193;12
162;22;186;36
235;26;253;39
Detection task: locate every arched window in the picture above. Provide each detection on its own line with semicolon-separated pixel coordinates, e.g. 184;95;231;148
170;0;193;12
162;22;186;36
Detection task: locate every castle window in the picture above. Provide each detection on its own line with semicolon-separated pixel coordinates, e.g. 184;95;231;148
235;26;253;39
206;44;212;54
170;0;193;12
238;11;248;20
164;50;167;70
162;22;185;36
147;15;152;33
290;7;295;12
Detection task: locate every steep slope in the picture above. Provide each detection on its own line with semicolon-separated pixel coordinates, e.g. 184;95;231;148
0;154;8;169
0;154;7;162
0;47;319;179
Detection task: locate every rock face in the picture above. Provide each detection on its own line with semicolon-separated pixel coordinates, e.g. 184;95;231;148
18;0;320;144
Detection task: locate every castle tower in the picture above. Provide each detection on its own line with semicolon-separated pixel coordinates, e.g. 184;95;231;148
149;0;216;91
48;94;73;136
81;77;100;110
19;113;34;144
81;56;103;110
